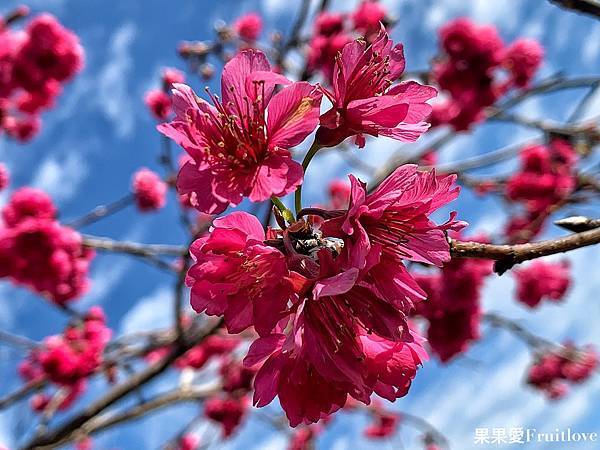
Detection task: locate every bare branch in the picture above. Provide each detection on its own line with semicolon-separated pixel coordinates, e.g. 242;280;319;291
450;227;600;274
82;235;187;257
65;194;134;229
82;384;219;437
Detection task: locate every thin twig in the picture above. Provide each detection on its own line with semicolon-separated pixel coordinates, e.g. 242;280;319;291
0;331;39;350
82;235;187;257
65;194;134;229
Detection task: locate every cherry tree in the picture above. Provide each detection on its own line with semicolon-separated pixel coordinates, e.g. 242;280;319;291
0;1;599;449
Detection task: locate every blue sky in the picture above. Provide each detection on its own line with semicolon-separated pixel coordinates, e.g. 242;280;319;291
0;0;599;449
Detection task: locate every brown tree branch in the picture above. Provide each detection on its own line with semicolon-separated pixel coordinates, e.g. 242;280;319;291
81;385;219;438
450;227;600;274
82;235;187;257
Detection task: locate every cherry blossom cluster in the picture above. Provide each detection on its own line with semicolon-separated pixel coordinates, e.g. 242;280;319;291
527;344;598;399
430;18;544;131
157;24;468;426
18;306;111;412
0;187;94;303
513;260;571;308
504;139;578;242
0;9;83;142
412;233;494;362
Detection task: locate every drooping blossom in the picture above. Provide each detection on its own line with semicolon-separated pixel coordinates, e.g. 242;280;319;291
186;212;296;335
204;395;248;437
131;168;167;212
0;189;94;303
187;164;463;426
317;30;436;148
514;260;571;308
351;1;388;35
159;50;322;214
145;89;172;120
233;13;263;42
527;344;598;399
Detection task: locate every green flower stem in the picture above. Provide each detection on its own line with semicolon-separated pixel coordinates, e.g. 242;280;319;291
270;196;295;224
294;140;322;217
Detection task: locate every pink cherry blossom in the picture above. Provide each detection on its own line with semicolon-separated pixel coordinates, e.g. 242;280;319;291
514;260;571;308
351;1;387;35
159;50;322;214
503;38;544;87
145;89;171;120
321;165;464;311
187;211;296;335
132;168;167;211
204;395;248;437
234;13;263;42
318;30;436;148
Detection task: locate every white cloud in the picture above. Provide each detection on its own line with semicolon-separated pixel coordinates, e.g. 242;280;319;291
30;149;89;202
119;286;172;335
96;23;137;138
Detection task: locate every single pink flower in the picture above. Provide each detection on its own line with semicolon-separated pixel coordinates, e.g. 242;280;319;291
234;13;263;41
187;211;296;336
503;38;544;88
131;168;167;211
317;30;436;148
320;165;464;312
159;50;322;214
145;89;171;120
204;395;248;437
364;407;401;439
352;1;387;35
162;67;185;86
